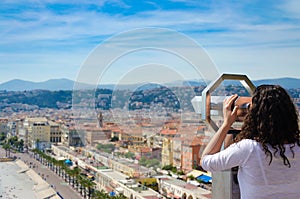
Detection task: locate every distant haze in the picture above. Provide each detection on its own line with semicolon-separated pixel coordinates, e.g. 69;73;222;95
0;77;299;91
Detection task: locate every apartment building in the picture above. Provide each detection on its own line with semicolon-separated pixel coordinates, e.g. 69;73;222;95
26;117;51;149
48;120;62;143
119;128;145;147
172;137;184;170
181;135;209;172
161;138;173;167
132;146;162;161
0;118;9;135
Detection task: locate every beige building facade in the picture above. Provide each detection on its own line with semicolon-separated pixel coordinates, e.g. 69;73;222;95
26;117;50;148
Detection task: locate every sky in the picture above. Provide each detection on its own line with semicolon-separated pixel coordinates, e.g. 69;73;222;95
0;0;300;85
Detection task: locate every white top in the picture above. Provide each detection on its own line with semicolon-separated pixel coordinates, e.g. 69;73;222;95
202;139;300;199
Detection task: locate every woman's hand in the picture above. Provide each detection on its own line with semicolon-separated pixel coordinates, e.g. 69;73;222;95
200;94;240;160
223;94;239;127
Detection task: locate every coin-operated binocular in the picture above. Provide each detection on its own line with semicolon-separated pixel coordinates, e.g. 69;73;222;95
199;73;255;199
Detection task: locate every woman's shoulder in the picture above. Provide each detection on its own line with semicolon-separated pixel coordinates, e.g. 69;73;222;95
234;139;261;150
236;138;258;145
236;139;300;151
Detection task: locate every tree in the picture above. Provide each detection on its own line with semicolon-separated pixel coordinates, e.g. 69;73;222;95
110;136;119;142
85;178;96;199
92;190;109;199
146;159;160;168
162;164;176;171
96;143;115;153
69;167;80;187
138;157;147;167
0;132;6;142
17;139;24;152
2;143;11;157
124;152;135;159
138;157;160;168
188;175;195;180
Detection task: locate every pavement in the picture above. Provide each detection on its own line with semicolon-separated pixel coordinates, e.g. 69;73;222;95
0;148;83;199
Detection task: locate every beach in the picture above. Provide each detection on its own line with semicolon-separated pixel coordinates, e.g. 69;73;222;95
0;159;60;199
0;161;36;199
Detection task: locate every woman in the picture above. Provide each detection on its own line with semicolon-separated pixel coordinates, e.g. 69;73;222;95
200;85;300;199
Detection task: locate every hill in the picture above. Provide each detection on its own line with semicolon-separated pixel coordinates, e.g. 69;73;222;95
252;78;300;89
0;77;300;91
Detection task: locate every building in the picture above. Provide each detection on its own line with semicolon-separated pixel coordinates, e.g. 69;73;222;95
48;121;62;143
159;177;211;199
161;138;173;167
135;146;162;161
67;127;84;147
96;169;164;199
172;137;184;170
118;127;145;147
0;118;9;135
86;128;109;145
25;117;51;149
159;128;178;138
181;135;209;172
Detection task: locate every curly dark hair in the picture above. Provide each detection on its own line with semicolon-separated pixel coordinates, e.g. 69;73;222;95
235;85;300;167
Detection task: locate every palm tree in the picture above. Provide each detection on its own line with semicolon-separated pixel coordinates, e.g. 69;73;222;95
64;166;71;183
49;157;56;171
18;139;24;152
92;190;109;199
71;167;80;188
74;174;80;192
78;175;86;198
2;143;11;157
85;179;96;199
62;164;68;181
57;160;65;177
114;194;127;199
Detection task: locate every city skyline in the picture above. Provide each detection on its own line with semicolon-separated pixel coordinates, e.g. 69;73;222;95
1;0;300;84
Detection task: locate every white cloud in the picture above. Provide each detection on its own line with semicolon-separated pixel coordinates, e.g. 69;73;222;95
1;1;298;47
279;0;300;19
0;0;300;82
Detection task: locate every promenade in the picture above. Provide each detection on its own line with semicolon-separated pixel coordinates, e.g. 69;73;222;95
0;148;83;199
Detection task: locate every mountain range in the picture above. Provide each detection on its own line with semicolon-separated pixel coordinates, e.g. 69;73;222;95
0;77;299;91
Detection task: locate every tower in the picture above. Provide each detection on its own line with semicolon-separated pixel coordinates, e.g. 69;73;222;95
97;112;103;128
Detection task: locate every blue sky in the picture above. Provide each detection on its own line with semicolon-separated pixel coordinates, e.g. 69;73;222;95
0;0;299;84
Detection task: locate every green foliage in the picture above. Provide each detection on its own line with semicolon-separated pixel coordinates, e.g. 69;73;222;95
162;164;174;171
110;136;119;142
2;143;11;157
138;157;147;166
137;178;158;191
124;152;135;159
0;132;6;142
188;175;195;180
96;143;115;153
138;157;160;168
162;164;183;174
2;136;24;152
177;170;185;175
0;85;202;111
171;167;177;173
0;90;72;109
147;159;161;168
